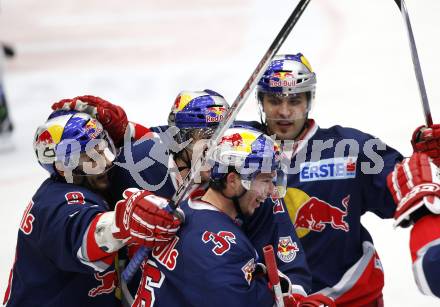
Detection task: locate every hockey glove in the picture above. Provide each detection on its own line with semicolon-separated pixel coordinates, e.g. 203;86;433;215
412;124;440;166
113;188;182;248
387;152;440;227
51;95;128;146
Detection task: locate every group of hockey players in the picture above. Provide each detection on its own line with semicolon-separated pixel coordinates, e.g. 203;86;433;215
2;53;440;307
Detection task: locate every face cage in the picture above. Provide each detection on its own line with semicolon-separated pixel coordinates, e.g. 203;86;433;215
176;127;216;148
56;130;117;177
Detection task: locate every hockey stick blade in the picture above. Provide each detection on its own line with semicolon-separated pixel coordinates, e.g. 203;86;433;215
393;0;432;126
122;0;312;283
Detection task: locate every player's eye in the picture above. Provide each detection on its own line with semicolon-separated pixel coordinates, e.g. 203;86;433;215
287;98;303;106
267;97;281;105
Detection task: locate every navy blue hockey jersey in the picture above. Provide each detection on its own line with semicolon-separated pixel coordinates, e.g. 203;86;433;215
414;244;440;298
239;119;403;306
3;177;120;307
131;197;275;307
109;127;311;292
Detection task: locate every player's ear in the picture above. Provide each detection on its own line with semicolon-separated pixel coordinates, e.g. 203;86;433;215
225;172;240;189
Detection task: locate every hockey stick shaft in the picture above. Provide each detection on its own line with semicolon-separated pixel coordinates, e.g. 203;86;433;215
393;0;432;126
263;245;284;307
171;0;312;208
122;0;312;283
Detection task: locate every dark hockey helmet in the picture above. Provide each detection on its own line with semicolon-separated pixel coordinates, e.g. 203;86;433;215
168;89;229;143
33;110;116;176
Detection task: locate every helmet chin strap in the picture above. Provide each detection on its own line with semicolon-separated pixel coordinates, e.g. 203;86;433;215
220;188;248;227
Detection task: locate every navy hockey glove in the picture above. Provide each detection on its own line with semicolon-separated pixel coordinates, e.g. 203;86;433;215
412;124;440;166
387;152;440;227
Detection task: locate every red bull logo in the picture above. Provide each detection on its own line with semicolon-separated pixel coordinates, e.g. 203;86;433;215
241;258;256;285
36;130;54;145
220;133;244;147
294;195;350;232
206;106;225;123
173;96;181;110
277;236;299;263
88;270;117;297
85;119;103;140
269;72;296;88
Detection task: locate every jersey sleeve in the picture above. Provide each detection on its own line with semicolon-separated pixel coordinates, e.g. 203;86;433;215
246;198;311;293
180;224;275;306
30;182;108;273
410;215;440;298
358;135;403;218
110;132;177;203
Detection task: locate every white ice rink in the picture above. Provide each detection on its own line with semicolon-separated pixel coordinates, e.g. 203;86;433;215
1;0;439;305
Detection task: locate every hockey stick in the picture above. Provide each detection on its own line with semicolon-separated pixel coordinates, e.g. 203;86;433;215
393;0;432;126
263;245;284;307
122;0;312;283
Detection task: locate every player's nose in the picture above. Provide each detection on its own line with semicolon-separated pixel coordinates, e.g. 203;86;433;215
277;101;291;117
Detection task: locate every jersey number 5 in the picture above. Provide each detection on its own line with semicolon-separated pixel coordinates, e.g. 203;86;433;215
133;260;164;307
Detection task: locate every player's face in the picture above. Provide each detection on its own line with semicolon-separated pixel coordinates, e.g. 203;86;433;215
262;92;308;140
73;141;115;191
239;172;276;216
187;132;212;184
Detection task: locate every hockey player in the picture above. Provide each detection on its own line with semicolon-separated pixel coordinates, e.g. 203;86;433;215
248;53;440;306
387;152;440;298
0;42;14;150
129;127;333;307
2;109;181;306
51;91;313;293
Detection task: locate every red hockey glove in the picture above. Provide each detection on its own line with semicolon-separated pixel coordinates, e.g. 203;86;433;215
51;95;128;146
113;188;182;248
412;124;440;166
284;293;335;307
387;152;440;228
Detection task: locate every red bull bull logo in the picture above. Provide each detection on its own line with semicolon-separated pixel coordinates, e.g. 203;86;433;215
277;236;299;263
36;130;54;145
294;195;350;232
88;270;117;297
173;96;181;110
220;133;244;147
269;72;296;88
